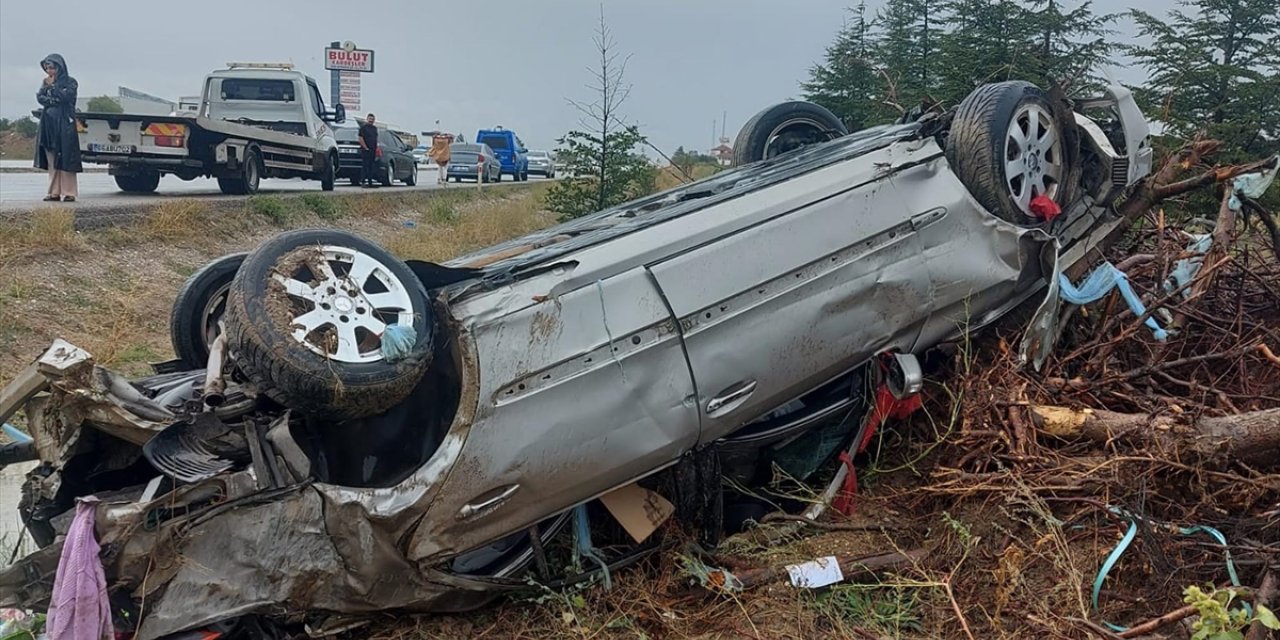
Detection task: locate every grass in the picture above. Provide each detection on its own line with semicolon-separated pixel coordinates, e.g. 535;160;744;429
246;195;294;225
300;193;343;221
140;199;211;240
385;185;556;263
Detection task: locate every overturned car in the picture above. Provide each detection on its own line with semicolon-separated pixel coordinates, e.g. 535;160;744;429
0;81;1152;638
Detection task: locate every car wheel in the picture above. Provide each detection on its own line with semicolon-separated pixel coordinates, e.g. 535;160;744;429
170;253;247;370
945;80;1076;224
223;229;434;420
382;162;394;187
733;102;847;166
321;152;337;191
405;162;418;186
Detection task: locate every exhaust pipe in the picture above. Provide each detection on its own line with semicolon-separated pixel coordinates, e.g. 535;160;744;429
203;330;228;407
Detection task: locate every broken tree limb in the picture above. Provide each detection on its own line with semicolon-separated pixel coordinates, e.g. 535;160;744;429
1241;198;1280;262
1116;604;1200;638
1031;405;1280;469
1246;571;1277;640
705;548;927;592
759;512;897;532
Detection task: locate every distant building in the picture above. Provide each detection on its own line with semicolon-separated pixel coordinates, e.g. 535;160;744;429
710;136;733;166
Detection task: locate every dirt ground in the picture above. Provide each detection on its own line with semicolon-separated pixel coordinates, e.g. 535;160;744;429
2;184;1277;640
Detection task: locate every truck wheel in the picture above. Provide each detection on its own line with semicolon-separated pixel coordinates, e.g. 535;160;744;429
170;253;247;370
945;81;1075;224
115;172;161;194
218;146;262;195
223;229;434;420
321;152;337;192
733;101;847;166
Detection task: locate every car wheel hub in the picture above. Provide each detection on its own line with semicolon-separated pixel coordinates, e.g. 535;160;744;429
1005;104;1062;217
270;245;415;363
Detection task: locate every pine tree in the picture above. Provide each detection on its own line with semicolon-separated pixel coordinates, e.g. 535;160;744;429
1129;0;1280;158
1022;0;1118;93
800;2;889;130
876;0;946;110
936;0;1033;105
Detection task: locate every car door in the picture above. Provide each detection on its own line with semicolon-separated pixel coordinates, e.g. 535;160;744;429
648;153;935;444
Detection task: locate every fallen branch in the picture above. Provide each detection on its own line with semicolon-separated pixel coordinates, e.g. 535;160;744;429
1117;603;1199;638
759;512;897;532
1031;405;1280;468
705;548;927;591
1246;571;1278;640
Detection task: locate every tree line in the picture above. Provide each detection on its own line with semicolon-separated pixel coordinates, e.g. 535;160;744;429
800;0;1278;162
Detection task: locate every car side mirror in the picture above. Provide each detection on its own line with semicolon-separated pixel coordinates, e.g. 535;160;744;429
518;148;527;154
328;103;347;125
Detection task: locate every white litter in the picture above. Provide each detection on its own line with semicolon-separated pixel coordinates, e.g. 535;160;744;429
785;556;844;589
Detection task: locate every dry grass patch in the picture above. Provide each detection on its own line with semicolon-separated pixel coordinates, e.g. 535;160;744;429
388;186;556;263
0;208;81;260
140;199;213;240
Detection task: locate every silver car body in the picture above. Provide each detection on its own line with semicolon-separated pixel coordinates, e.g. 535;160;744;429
1;85;1151;638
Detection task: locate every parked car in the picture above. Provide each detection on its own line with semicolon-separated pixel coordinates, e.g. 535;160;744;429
412;143;430;165
526;150;556;178
476;127;529;181
446;142;502;183
335;125;418;186
0;81;1151;639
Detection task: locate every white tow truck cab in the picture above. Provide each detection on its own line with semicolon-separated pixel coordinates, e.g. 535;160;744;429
77;62;347;195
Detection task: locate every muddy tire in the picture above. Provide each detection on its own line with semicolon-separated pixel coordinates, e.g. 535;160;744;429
170;252;246;370
733;101;847;166
223;229;434;420
321;152;337;192
945;81;1074;224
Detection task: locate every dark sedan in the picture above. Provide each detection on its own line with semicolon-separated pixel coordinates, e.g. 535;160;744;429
335;126;419;187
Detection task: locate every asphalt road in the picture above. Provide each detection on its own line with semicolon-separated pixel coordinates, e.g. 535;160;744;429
0;161;548;212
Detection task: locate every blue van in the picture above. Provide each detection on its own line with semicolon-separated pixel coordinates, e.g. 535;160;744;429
475;127;529;181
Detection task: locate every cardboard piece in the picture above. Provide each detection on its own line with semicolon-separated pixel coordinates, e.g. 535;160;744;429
599;483;675;544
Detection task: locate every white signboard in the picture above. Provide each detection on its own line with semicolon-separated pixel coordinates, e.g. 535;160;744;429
325;47;374;72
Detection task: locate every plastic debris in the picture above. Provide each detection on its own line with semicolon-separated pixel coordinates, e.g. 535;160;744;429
1163;233;1212;300
47;499;113;640
1030;194;1063;222
0;609;48;640
1058;262;1169;342
2;423;32;443
379;324;417;363
1227;155;1279;211
785;556;845;589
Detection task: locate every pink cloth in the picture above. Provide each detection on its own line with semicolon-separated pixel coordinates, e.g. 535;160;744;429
47;498;113;640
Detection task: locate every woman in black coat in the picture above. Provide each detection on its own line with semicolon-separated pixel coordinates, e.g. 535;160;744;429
35;53;83;202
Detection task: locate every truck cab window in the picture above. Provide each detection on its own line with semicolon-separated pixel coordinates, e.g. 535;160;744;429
308;82;326;119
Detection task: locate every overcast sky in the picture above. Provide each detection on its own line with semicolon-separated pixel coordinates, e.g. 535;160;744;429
0;0;1177;155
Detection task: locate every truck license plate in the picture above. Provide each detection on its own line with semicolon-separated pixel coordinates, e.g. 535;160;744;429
88;143;135;154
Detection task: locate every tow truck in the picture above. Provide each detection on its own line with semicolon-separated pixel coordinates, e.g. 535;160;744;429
75;62;347;195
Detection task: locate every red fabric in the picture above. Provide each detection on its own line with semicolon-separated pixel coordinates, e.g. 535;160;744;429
1030;194;1062;222
831;451;858;516
375;146;383;159
833;383;923;517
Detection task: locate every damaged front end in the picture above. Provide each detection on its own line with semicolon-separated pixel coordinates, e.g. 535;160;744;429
0;324;508;639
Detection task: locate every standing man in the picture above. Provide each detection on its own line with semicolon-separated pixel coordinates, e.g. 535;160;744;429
35;54;83;202
358;113;380;188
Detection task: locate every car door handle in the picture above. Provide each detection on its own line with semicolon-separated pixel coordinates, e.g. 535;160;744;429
706;380;758;416
458;484;520;521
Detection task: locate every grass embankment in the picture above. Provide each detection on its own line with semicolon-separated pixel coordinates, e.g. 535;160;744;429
0;185;555;381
